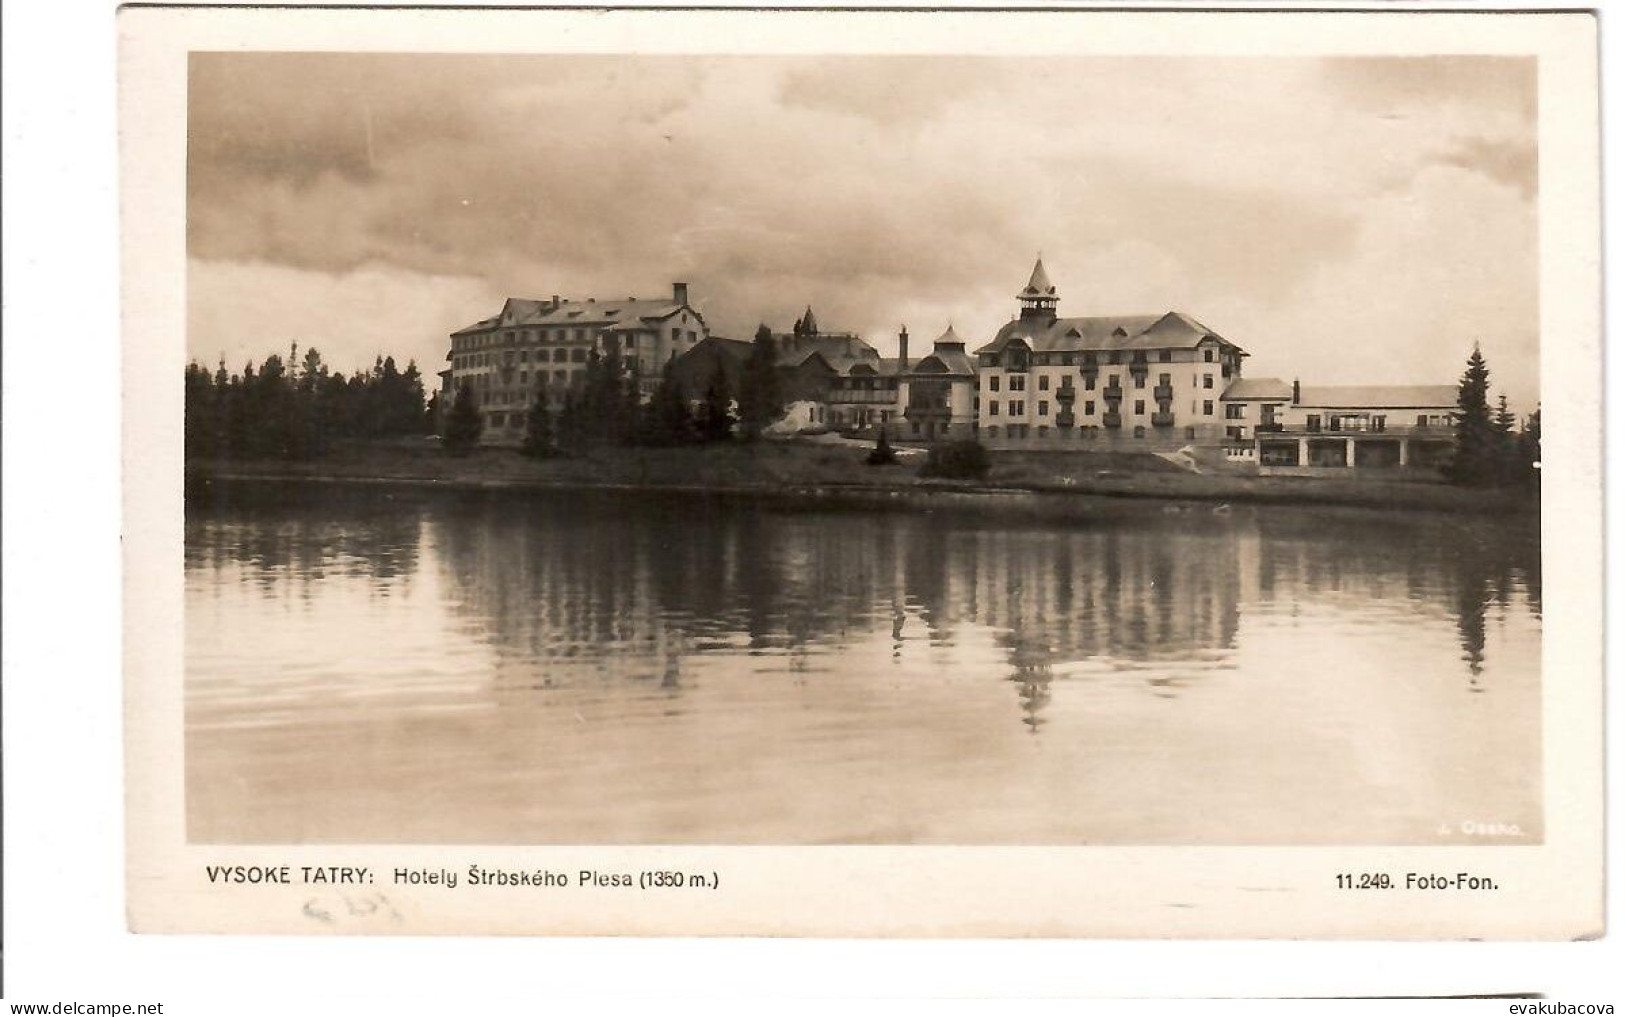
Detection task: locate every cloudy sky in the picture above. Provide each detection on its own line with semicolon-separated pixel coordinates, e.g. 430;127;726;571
189;52;1538;409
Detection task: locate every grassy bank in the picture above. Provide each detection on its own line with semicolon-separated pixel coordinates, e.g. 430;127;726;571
188;437;1539;517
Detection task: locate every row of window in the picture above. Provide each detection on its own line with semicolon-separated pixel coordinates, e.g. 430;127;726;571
457;328;592;349
982;424;1205;441
453;326;699;352
985;347;1231;369
453;347;591;370
1224;401;1288;419
983;372;1215;393
1299;414;1449;432
1305;414;1390;432
465;368;590;406
987;400;1215;418
1223;413;1451;433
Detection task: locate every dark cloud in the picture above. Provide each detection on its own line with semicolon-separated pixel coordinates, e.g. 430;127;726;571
187;52;1538;405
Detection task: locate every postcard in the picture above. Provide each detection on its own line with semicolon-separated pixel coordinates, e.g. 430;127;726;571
122;5;1602;937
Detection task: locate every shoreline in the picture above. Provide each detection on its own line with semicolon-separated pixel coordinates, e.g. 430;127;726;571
187;444;1540;522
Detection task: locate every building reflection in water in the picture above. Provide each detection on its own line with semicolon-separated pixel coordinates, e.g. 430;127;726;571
186;480;1544;845
404;488;1539;733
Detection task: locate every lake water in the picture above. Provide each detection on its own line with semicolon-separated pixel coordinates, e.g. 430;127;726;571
185;479;1541;845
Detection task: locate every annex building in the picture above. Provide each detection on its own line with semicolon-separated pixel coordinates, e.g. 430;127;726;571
1218;379;1458;472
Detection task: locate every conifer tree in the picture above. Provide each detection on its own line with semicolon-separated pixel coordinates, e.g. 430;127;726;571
521;388;557;458
614;377;639;445
700;370;736;442
1518;405;1542;486
637;357;695;446
424;390;443;434
1493;392;1517;435
556;385;588;455
739;323;783;439
400;360;428;434
183;362;218;459
1491;392;1521;485
444;382;483;455
1446;344;1497;486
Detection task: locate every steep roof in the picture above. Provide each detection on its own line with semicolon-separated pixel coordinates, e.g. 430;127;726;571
452;295;693;336
912;326;975;376
775;332;877;364
973;311;1237;356
1221;377;1294;401
1020;257;1056;300
1296;385;1457;410
687;335;753;363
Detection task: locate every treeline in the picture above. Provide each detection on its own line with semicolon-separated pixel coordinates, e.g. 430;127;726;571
1447;344;1540;488
185;345;431;460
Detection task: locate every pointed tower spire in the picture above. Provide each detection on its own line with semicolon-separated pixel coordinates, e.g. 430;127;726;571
802;305;819;336
1018;255;1059;320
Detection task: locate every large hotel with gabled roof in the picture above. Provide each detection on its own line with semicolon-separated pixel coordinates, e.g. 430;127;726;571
972;257;1248;447
443;281;708;438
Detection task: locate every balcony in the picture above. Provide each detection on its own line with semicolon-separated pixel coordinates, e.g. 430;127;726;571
1055;385;1076;403
1153;385;1174;402
1151;411;1176;428
1255;423;1284;433
1056;413;1076;429
1102;411;1123;429
1129;361;1149;376
1103;384;1124;402
1081;362;1099;376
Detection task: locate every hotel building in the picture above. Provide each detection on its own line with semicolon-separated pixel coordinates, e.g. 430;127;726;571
444;282;708;439
972;259;1248;448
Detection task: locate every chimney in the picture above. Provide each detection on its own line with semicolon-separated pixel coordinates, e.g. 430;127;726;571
1292;377;1301;403
551;294;560;308
673;282;689;306
898;325;910;367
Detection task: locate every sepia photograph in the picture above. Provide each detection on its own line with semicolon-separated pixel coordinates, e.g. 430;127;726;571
183;47;1543;848
118;7;1602;939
